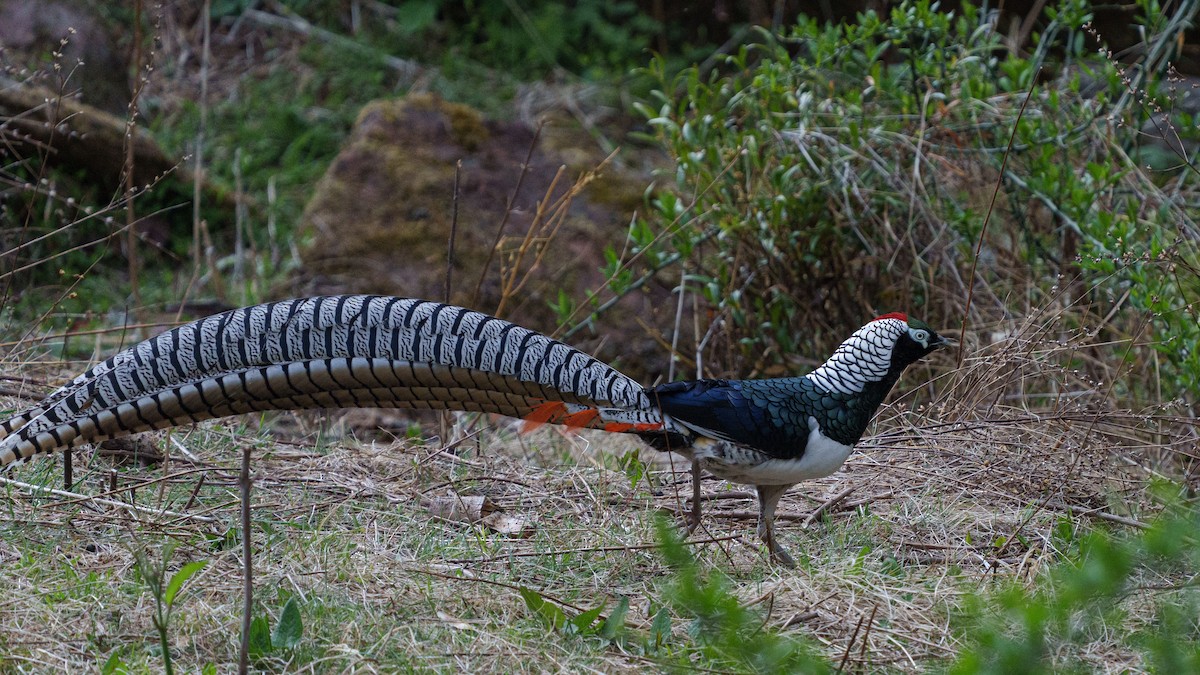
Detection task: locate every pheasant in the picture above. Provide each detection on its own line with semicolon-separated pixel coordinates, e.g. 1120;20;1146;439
0;295;951;564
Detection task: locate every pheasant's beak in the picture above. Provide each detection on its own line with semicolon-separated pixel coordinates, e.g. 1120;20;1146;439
933;334;958;349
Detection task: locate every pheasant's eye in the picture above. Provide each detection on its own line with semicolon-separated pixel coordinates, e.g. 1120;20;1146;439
913;330;928;343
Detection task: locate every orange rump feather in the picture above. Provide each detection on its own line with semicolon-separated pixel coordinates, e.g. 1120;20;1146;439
521;401;568;433
561;409;601;429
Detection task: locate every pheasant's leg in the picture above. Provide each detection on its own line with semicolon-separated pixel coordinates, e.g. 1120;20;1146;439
755;484;796;567
684;460;703;533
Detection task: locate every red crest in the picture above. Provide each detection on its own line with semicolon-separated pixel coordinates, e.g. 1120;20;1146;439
873;312;908;323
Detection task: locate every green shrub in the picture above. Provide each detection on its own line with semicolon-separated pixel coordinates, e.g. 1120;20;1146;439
651;518;833;672
602;0;1198;393
950;487;1200;672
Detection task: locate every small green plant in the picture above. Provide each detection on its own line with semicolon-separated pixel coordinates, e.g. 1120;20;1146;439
247;596;305;660
133;543;210;675
99;649;129;674
950;486;1200;673
652;517;832;671
616;448;648;489
516;518;830;670
432;0;662;79
518;587;628;641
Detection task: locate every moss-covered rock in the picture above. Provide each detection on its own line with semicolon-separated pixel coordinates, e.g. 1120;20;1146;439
291;93;671;380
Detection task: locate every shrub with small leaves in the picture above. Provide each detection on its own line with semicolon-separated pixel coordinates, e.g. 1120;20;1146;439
951;485;1200;672
597;0;1200;397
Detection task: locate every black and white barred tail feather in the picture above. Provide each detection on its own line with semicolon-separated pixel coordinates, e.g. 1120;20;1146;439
0;295;675;469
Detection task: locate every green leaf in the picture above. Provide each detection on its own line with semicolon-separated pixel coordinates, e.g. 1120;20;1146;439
100;650;129;675
599;596;629;640
394;0;439;35
619;449;645;489
247;615;273;658
518;586;567;631
271;597;304;649
569;604;605;634
163;560;208;606
649;607;672;649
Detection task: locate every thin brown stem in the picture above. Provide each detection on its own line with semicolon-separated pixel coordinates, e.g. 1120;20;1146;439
472;122;543;308
959;69;1040;366
238;445;252;675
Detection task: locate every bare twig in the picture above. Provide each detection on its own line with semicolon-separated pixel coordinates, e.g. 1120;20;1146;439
0;475;214;523
858;605;879;667
1079;508;1148;530
838;608;868;673
124;0;145;312
959;68;1040;365
192;0;211;277
245;5;422;80
445;160;461;304
803;486;854;527
473;121;543;308
182;473;207;512
445;532;744;564
238;445;252;675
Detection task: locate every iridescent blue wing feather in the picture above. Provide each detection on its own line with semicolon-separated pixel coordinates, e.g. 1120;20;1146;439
649;379;821;459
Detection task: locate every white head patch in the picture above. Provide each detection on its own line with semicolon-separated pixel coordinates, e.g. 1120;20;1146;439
806;318;907;395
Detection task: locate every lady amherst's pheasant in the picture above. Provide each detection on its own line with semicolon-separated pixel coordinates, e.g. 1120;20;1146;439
0;295;951;565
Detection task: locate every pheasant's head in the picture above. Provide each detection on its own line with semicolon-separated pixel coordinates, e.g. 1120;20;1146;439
873;312;955;369
807;312;954;395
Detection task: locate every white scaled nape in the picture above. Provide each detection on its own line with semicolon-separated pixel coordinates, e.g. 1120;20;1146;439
805;318;906;395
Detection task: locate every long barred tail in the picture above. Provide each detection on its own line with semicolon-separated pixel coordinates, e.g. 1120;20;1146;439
0;295;677;469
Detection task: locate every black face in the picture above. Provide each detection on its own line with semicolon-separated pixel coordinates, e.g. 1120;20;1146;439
834;319;955;447
891;322;954;370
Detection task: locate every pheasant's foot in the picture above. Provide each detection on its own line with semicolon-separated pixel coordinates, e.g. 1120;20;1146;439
760;523;797;567
755;483;797;568
768;540;796;567
673;505;702;534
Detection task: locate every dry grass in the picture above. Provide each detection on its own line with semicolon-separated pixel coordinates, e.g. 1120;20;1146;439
1;6;1197;672
0;306;1191;672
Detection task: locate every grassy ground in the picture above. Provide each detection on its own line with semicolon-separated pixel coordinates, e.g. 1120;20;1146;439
2;3;1197;672
0;317;1180;672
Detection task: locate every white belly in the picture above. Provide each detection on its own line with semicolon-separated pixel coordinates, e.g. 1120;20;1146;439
692;417;854;486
